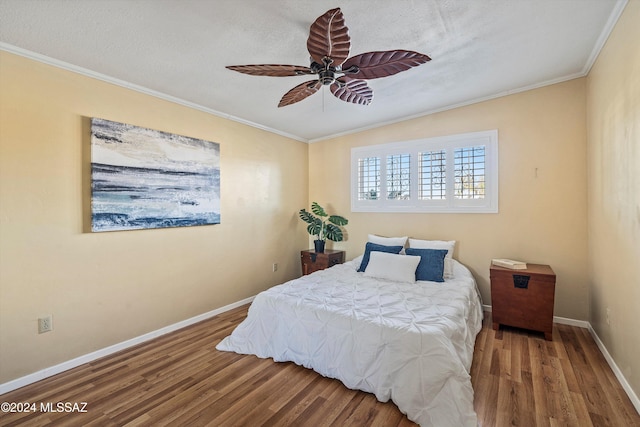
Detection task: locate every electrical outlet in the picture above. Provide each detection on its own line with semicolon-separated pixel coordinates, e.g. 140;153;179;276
38;315;53;334
272;263;278;272
606;308;611;326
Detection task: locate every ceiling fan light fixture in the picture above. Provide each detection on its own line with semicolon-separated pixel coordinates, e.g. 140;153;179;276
227;8;431;107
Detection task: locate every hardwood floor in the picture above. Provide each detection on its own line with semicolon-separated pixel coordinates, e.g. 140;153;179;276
473;314;640;427
1;305;638;426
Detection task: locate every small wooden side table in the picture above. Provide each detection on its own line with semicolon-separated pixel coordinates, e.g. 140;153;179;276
300;249;345;276
490;263;556;340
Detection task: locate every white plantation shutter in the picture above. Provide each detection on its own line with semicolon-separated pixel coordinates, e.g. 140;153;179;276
351;130;498;213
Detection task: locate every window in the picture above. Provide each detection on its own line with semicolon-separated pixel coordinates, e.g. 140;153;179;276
419;150;446;200
357;157;380;200
454;146;485;199
351;130;498;213
386;154;410;200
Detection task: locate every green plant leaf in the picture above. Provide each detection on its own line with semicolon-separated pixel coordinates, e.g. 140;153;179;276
324;223;344;242
311;202;328;217
328;215;348;226
307;222;322;237
298;209;317;224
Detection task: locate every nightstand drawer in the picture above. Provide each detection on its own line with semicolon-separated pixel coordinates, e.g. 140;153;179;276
301;249;345;275
490;264;556;340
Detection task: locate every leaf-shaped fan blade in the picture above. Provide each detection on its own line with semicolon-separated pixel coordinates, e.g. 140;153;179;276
342;50;431;80
226;64;313;77
278;80;322;107
307;8;351;67
330;79;373;105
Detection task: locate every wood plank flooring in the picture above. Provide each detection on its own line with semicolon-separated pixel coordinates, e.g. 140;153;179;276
473;314;640;426
1;305;638;426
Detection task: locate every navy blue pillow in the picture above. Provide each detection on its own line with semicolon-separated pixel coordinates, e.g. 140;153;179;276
358;242;404;272
405;248;449;282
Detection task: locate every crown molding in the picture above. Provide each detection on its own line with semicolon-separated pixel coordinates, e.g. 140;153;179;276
0;43;309;143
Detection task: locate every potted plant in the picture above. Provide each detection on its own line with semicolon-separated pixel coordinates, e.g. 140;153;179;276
299;202;348;253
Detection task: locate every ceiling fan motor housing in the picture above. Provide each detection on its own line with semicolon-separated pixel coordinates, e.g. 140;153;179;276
311;58;338;85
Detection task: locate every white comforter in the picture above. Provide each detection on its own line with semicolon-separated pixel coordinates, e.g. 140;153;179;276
216;258;483;427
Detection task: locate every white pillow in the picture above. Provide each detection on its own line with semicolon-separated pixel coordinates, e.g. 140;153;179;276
408;239;456;279
363;251;420;283
368;234;408;253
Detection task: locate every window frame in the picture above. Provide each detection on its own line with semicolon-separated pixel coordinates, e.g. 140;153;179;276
350;130;498;213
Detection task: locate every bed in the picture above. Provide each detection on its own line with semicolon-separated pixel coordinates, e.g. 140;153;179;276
217;239;483;427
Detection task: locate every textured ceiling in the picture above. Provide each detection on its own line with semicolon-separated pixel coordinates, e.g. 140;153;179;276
0;0;627;142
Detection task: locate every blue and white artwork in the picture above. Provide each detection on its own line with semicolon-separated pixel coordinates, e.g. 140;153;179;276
90;118;220;232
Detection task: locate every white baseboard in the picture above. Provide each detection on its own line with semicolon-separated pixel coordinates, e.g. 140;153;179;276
484;304;639;414
3;299;638;416
0;296;254;395
587;325;640;414
552;315;590;329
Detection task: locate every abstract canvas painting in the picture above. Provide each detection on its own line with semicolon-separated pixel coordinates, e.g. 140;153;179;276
90;118;220;232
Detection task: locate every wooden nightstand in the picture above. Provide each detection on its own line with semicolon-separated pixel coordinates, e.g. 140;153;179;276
300;249;345;276
490;263;556;340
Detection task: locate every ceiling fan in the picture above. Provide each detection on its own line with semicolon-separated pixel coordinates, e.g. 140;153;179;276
227;8;431;107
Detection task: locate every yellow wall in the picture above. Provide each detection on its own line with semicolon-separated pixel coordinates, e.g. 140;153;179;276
0;51;309;383
586;1;640;398
309;78;589;320
1;4;637;403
